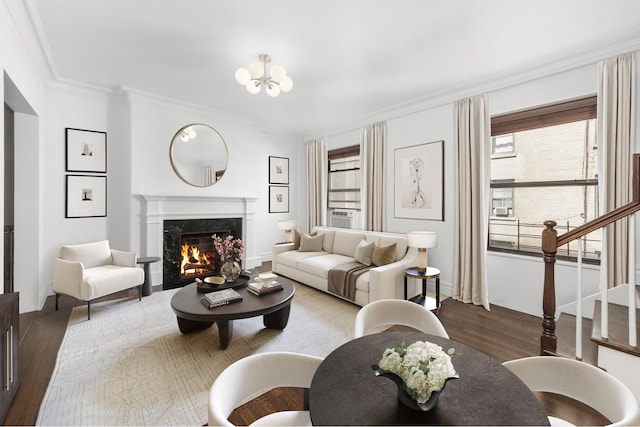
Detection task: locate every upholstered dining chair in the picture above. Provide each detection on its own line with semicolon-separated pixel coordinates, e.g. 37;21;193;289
354;298;449;338
503;356;640;426
208;351;324;426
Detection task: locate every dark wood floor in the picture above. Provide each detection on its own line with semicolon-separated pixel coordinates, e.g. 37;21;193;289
3;273;602;426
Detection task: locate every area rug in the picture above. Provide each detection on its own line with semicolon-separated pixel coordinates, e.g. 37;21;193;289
36;283;359;426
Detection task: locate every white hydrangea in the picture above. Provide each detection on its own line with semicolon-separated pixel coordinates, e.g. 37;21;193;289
376;341;457;404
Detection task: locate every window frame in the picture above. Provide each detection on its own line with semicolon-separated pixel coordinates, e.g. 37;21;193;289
327;145;361;211
489;95;600;264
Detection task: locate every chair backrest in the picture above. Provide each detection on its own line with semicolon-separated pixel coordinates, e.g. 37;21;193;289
354;299;449;338
208;351;324;426
503;356;640;426
59;240;112;268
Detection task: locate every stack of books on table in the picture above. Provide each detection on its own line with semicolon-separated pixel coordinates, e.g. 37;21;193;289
201;288;243;309
248;272;283;296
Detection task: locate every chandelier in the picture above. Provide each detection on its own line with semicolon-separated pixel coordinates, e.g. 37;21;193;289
235;54;293;97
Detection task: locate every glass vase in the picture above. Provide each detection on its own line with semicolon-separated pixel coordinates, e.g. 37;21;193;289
220;261;241;282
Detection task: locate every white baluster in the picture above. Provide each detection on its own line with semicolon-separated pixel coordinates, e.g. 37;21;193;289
576;236;583;360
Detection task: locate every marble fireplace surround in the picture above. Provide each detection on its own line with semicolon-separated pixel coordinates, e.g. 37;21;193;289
139;195;259;288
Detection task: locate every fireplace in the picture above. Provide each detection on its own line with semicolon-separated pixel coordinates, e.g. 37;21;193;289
163;218;242;289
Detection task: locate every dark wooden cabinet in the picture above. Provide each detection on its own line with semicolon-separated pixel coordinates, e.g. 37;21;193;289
0;293;18;423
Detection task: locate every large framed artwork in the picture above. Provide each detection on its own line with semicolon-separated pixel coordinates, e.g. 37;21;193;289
65;128;107;173
269;156;289;184
65;175;107;218
269;185;289;213
394;140;444;220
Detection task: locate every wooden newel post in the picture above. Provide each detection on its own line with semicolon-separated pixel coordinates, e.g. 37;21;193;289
541;220;558;355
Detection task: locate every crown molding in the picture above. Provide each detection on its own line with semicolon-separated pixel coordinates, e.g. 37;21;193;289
6;0;57;81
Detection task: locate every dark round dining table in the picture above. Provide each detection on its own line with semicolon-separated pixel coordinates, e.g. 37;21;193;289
309;331;550;426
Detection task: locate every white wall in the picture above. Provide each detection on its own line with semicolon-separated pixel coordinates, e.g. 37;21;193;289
1;0;48;312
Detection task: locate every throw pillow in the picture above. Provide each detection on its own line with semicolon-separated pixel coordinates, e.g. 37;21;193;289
299;233;324;252
371;242;397;266
354;239;376;266
293;230;316;250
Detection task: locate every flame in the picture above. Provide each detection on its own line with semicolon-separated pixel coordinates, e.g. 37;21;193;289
180;242;190;274
179;242;215;276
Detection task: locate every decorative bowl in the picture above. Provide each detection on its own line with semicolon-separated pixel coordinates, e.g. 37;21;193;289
204;276;225;285
375;371;458;411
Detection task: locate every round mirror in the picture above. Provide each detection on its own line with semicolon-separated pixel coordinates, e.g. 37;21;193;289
169;123;228;187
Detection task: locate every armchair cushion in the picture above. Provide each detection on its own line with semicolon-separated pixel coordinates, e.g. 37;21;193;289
59;240;112;269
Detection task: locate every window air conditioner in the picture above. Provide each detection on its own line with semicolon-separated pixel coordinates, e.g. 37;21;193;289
494;207;509;217
330;209;356;229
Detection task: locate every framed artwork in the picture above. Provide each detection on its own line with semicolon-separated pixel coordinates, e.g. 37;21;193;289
394;140;444;220
65;175;107;218
65;128;107;173
269;185;289;213
269;156;289;184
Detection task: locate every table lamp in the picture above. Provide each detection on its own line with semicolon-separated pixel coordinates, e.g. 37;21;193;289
277;220;297;243
407;231;437;273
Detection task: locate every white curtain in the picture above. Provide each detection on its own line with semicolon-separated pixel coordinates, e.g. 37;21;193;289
599;53;636;288
361;122;386;231
453;95;490;310
306;138;327;231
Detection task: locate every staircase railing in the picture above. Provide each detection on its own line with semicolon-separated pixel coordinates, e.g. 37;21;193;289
541;153;640;356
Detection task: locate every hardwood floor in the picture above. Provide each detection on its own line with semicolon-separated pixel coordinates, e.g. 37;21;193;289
2;275;601;426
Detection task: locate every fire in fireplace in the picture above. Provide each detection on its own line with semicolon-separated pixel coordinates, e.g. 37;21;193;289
179;232;218;278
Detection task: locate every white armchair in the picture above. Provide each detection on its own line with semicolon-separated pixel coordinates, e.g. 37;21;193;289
53;240;145;319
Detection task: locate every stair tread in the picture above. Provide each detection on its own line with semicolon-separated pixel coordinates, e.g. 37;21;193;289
591;301;640;357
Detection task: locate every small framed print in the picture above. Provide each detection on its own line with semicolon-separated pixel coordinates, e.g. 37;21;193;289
269;156;289;184
269;186;289;213
65;128;107;173
65;175;107;218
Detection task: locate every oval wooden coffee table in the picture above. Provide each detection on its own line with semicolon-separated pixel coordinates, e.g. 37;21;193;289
171;279;295;349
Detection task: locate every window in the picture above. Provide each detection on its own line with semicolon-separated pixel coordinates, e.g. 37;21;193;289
489;96;600;261
328;145;361;211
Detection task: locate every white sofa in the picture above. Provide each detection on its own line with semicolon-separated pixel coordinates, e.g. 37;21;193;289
53;240;145;319
272;226;417;306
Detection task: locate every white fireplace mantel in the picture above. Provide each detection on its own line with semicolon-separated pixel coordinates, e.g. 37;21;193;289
139;195;259;286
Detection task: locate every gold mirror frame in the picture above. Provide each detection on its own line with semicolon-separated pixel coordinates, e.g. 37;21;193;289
169;123;229;187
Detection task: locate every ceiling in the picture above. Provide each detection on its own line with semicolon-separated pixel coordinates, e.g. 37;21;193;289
29;0;640;136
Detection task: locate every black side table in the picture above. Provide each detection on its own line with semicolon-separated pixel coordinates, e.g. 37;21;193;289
404;266;441;311
137;256;161;297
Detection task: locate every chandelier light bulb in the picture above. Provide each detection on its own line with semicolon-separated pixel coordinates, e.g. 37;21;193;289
270;64;287;83
279;76;293;92
246;81;261;94
266;83;280;97
247;59;264;79
235;68;251;85
235;53;292;96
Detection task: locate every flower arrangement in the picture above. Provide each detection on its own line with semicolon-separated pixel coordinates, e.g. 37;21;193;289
212;234;246;263
373;341;457;404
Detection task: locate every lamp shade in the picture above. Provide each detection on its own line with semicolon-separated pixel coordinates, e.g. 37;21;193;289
278;220;297;231
407;231;437;249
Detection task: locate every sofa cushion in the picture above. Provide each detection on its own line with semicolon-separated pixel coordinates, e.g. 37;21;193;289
299;233;324;252
371;242;397;266
333;231;366;257
275;250;324;269
60;240;112;269
298;254;356;278
354;239;375;266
